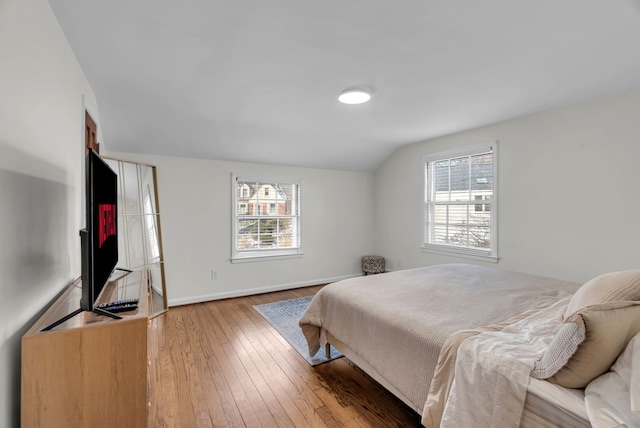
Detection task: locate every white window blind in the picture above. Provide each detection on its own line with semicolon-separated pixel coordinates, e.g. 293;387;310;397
423;144;498;261
232;175;302;262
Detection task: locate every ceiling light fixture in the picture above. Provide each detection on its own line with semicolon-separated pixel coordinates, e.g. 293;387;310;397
338;87;372;104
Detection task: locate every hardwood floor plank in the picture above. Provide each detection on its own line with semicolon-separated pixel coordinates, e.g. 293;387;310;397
192;304;259;427
148;285;421;428
180;305;235;427
171;310;215;427
314;359;422;428
238;305;331;416
206;302;281;427
163;311;199;427
212;300;324;428
186;304;249;427
225;310;324;427
148;315;182;428
312;386;370;428
220;300;331;428
221;302;318;427
314;405;346;428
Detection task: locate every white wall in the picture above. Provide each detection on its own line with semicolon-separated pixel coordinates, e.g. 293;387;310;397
2;6;635;427
0;0;99;425
107;152;376;305
375;89;640;283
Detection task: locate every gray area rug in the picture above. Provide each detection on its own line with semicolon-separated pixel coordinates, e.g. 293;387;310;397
253;295;343;366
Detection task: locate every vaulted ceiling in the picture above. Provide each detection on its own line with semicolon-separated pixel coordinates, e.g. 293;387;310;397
49;0;640;171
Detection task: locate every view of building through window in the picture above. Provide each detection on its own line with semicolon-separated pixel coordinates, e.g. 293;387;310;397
424;145;496;256
235;179;300;253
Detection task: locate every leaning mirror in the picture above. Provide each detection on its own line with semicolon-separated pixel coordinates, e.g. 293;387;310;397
104;157;168;317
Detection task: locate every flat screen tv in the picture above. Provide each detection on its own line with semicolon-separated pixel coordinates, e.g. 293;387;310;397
42;149;121;331
80;148;119;311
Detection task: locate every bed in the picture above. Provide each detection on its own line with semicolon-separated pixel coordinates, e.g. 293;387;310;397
299;263;640;427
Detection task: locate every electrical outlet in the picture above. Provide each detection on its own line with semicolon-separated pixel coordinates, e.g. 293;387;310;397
211;269;219;280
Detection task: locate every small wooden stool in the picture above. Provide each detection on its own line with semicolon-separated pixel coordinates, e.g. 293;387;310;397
362;255;385;275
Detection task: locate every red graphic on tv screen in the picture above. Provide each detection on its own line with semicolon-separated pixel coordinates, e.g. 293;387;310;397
98;204;116;248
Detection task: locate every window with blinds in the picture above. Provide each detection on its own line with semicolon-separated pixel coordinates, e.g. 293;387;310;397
232;175;302;262
422;144;498;261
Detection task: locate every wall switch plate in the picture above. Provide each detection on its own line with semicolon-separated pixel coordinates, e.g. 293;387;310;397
211;270;219;280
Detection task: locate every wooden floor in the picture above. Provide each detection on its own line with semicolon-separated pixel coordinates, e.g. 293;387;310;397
147;285;422;427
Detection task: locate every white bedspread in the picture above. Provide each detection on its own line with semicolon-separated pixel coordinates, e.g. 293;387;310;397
440;298;570;428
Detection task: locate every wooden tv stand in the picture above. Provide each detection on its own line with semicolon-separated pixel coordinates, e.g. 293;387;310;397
21;270;149;428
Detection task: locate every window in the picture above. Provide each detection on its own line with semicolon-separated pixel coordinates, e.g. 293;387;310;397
422;143;498;261
232;175;302;262
474;195;491;212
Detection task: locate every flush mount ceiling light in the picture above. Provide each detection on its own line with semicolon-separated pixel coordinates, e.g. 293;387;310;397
338;87;372;104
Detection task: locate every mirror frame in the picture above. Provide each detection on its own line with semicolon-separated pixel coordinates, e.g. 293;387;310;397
103;156;168;318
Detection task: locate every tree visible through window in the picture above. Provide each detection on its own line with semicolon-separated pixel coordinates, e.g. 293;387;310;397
232;176;302;261
423;144;497;259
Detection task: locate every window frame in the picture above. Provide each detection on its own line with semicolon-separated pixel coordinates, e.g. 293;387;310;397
231;174;303;263
421;143;499;262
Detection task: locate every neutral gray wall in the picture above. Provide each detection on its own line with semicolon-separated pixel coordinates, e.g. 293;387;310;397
0;0;99;425
375;88;640;283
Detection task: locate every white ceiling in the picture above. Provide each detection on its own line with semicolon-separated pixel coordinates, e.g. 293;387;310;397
49;0;640;172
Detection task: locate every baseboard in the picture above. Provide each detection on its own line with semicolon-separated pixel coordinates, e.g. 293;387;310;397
167;273;359;307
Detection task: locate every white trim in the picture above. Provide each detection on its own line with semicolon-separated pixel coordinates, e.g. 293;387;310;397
167;273;358;307
231;173;303;261
232;173;303;185
421;244;499;263
491;142;499;257
422;141;499;259
422;142;495;164
231;252;304;263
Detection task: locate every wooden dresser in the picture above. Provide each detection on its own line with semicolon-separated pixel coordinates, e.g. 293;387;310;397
21;270;149;428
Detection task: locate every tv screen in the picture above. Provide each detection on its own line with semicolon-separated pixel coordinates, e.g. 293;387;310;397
80;149;118;311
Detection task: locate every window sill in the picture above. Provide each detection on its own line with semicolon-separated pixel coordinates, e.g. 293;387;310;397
420;245;499;263
231;251;304;264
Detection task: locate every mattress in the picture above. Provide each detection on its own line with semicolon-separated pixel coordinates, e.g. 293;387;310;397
522;379;590;427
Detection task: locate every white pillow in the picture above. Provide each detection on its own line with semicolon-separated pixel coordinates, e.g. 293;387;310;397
585;333;640;427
